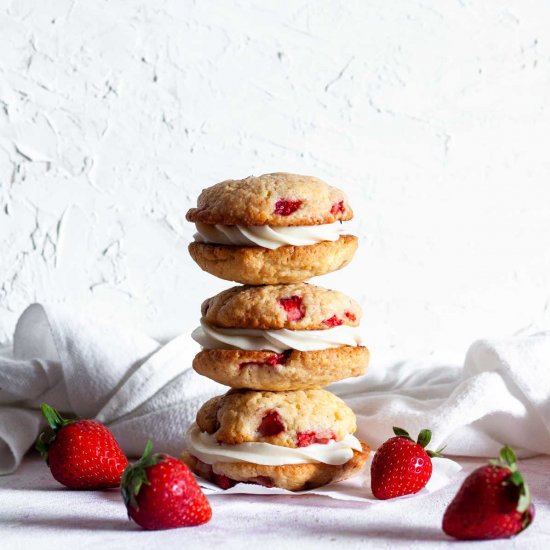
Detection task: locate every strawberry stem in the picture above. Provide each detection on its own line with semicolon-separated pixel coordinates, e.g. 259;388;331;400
500;445;517;469
427;446;446;458
490;445;518;471
40;403;74;431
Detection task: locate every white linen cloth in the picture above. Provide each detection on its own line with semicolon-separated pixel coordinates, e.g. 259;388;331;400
0;303;224;474
1;303;549;475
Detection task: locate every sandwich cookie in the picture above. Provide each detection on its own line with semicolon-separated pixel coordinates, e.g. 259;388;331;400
192;283;370;390
186;173;358;284
181;389;370;491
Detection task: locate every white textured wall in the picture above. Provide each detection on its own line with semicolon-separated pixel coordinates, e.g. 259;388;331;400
1;0;550;367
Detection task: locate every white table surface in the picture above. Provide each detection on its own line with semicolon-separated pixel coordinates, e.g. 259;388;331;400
1;454;549;550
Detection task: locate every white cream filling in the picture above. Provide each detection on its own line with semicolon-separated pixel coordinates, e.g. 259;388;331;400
192;320;363;352
186;423;362;466
193;221;348;250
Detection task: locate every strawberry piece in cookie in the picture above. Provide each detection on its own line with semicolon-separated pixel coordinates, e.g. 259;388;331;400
258;410;286;437
212;472;236;490
274;199;303;216
330;200;345;215
297;431;337;447
279;295;305;321
247;476;275;488
323;315;343;327
191;457;236;490
239;351;290;369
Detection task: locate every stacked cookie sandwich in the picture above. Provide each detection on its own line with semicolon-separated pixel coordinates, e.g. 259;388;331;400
182;173;371;491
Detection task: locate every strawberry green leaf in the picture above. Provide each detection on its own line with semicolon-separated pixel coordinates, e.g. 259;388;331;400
140;440;154;463
35;403;77;463
509;470;532;514
416;429;432;448
517;481;532;514
392;427;412;440
121;466;149;512
490;445;519;472
509;471;524;487
35;434;49;461
121;440;164;512
497;446;532;514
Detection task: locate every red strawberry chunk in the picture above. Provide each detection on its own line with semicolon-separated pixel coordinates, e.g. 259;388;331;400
212;472;236;490
297;431;336;447
330;200;345;215
279;295;305;321
247;476;274;488
264;353;284;365
274;199;303;216
258;410;285;437
193;457;213;479
322;315;343;327
190;457;237;491
239;351;291;369
344;311;356;321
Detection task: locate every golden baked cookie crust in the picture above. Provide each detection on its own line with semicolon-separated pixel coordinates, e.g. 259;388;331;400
188;234;358;285
193;346;370;390
201;282;361;330
196;389;356;448
181;440;370;492
186;172;353;227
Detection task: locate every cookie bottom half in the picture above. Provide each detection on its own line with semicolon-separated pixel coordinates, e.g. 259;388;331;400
188;235;358;285
181;440;370;492
193;346;369;390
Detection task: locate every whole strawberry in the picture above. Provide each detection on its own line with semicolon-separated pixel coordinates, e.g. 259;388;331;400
371;426;443;499
121;441;212;530
442;446;534;540
36;403;128;489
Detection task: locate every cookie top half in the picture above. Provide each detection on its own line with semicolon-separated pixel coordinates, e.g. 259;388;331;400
201;283;361;330
186;172;353;227
196;389;356;448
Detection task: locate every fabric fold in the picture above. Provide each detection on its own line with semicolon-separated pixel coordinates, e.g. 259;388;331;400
330;333;550;457
1;303;223;474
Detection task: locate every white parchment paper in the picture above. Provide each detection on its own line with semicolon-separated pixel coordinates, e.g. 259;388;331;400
196;456;462;502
